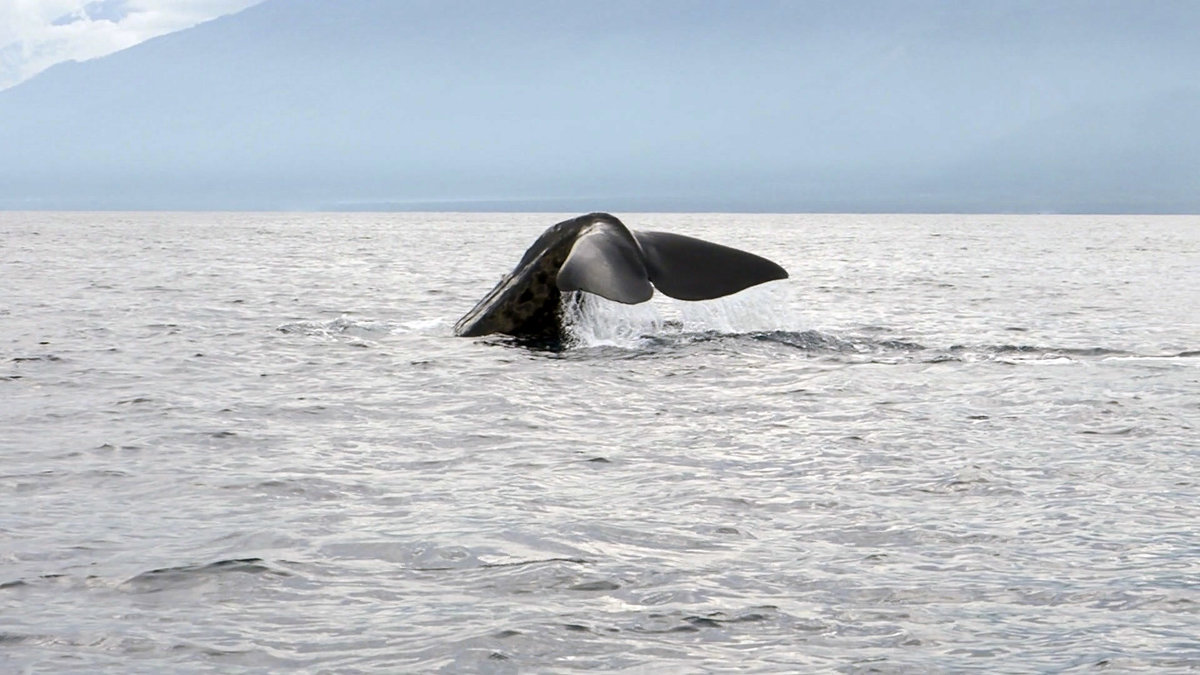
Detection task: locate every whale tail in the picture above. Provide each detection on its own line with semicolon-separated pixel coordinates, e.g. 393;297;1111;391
556;222;788;304
632;230;788;301
456;214;789;341
555;222;655;304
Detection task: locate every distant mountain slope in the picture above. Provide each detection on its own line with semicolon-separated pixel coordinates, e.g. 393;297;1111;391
0;0;263;90
2;0;1197;211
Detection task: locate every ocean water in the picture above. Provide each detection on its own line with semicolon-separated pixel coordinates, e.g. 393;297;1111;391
2;211;1197;673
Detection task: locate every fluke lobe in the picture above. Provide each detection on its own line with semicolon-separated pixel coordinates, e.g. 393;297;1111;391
454;213;788;344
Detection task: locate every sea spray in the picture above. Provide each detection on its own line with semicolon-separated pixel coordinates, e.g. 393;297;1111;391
561;292;666;348
562;283;799;348
676;284;799;334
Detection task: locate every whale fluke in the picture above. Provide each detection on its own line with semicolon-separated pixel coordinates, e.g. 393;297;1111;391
632;230;787;301
557;221;654;304
454;213;788;343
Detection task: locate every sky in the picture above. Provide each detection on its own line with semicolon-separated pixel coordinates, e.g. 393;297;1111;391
0;0;262;90
0;0;1197;212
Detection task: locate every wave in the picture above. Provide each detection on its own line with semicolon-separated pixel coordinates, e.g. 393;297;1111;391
281;301;1198;364
551;290;1200;362
121;557;293;593
276;315;448;341
704;332;1192;364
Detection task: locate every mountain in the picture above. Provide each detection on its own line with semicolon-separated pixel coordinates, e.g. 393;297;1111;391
1;0;1197;212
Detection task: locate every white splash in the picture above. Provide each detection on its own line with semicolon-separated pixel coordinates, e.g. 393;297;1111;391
561;292;666;348
562;282;798;349
676;284;798;334
396;317;449;335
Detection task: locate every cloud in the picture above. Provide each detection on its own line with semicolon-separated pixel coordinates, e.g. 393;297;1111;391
0;0;263;90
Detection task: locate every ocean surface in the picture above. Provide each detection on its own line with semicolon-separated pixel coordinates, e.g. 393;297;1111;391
2;211;1197;673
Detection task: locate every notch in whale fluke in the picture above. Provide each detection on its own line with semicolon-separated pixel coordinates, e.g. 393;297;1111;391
454;213;788;342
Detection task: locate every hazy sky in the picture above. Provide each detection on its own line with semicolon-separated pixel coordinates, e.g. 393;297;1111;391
0;0;261;89
1;0;1197;212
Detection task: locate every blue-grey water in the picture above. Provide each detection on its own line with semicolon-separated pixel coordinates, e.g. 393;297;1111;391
2;212;1198;673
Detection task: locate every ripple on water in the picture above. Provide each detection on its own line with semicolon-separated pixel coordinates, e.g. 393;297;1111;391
121;558;295;593
4;212;1198;672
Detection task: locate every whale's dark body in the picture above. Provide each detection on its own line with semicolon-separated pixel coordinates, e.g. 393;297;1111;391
454;213;788;344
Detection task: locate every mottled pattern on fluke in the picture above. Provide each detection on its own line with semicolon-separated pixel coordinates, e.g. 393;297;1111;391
454;213;788;343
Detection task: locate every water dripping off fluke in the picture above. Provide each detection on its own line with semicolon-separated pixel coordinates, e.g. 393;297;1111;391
560;285;799;350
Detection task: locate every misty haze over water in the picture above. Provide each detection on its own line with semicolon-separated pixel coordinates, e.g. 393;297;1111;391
1;0;1198;212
